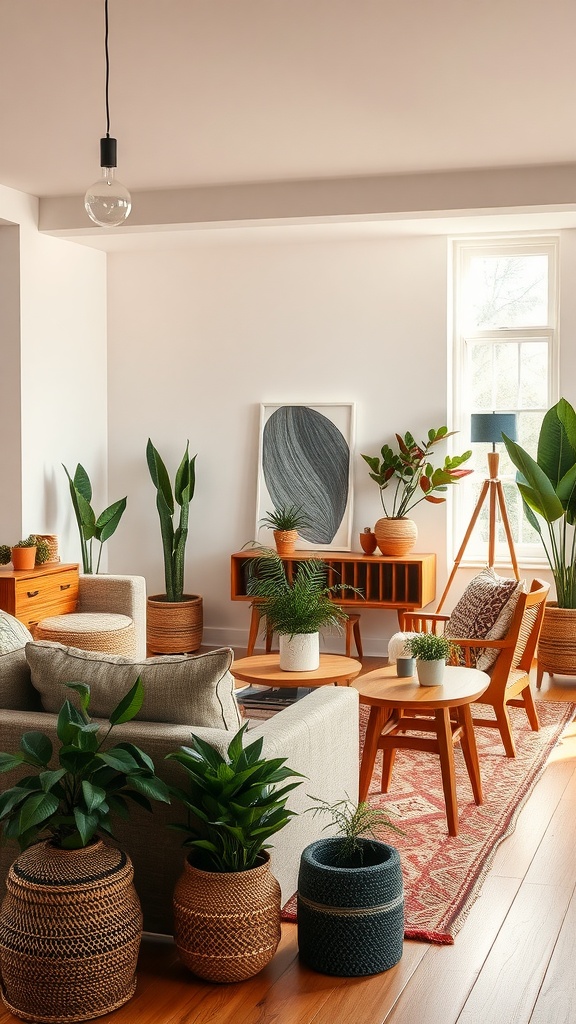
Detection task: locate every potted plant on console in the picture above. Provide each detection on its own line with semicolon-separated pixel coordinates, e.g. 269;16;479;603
0;677;170;1023
166;723;304;982
297;796;404;976
246;548;360;671
361;426;472;556
0;535;51;571
259;503;310;556
146;438;203;654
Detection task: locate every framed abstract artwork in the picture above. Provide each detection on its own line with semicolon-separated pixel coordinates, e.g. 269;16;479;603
255;402;355;551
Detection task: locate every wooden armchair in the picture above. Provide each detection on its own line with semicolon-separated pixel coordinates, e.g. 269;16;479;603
401;579;550;757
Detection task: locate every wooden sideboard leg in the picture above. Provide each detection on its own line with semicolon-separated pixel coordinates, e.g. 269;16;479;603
247;607;260;657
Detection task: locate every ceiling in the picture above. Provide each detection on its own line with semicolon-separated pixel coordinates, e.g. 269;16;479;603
3;0;576;247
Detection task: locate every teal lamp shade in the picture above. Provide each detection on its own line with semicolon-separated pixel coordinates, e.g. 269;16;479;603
471;413;517;450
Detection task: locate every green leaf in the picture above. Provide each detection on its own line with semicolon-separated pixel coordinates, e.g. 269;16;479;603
114;742;154;772
0;752;26;773
72;463;93;502
58;748;96;774
38;769;66;792
502;434;565;522
75;490;96;539
56;701;85;745
19;792;60;834
95;497;128;542
65;682;91;715
538;400;576;488
109;677;144;726
72;808;100;846
20;732;53;766
129;774;171;804
0;787;36;819
97;749;140;772
81;781;107;812
146;439;174;514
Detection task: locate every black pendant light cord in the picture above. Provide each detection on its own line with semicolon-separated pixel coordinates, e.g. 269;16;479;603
104;0;111;138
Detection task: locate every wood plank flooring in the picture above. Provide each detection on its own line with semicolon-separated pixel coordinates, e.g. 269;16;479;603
1;660;575;1024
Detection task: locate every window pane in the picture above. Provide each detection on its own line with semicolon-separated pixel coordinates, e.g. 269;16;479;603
519;342;548;407
493;344;519;408
465;254;548;329
470;345;494;409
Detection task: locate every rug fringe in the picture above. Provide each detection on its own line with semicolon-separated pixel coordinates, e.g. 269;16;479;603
404;928;454;945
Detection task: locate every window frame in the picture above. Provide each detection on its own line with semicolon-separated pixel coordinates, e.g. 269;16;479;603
450;235;560;568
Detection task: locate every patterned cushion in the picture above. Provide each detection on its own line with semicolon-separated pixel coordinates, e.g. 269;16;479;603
445;567;525;670
25;641;242;731
0;610;33;654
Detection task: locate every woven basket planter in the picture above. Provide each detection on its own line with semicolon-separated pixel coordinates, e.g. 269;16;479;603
374;518;418;557
273;529;298;555
0;840;142;1023
297;837;404;976
173;852;281;983
147;594;203;655
537;603;576;677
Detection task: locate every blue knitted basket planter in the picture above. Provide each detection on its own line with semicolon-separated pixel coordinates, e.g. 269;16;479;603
297;837;404;977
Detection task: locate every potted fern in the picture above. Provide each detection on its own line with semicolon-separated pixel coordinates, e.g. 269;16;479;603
246;548;360;670
146;439;203;654
297;797;404;976
166;723;304;982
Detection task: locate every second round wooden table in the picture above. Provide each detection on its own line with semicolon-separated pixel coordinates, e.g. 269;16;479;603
231;653;363;688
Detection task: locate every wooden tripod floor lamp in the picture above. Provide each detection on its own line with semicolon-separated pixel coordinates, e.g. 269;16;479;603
437;412;520;612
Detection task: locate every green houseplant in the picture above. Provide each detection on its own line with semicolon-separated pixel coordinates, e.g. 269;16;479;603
503;396;576;680
166;723;304;982
361;426;472;556
63;463;127;574
146;439;203;654
246;548;360;670
0;678;170;1021
259;503;310;556
0;535;50;570
406;632;456;686
297;796;404;976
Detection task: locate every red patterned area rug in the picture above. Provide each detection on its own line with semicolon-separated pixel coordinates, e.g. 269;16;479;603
281;700;576;945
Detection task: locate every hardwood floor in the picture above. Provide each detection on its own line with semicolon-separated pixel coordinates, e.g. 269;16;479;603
1;660;575;1024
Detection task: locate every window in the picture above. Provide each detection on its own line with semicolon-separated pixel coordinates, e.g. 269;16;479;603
452;237;559;565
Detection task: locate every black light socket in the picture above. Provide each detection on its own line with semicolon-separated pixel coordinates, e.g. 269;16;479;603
100;136;117;168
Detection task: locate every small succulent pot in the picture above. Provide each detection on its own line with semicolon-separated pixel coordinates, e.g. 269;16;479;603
416;658;445;686
10;546;37;571
396;657;415;678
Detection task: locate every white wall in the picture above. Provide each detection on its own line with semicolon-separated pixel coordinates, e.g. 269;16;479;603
0;185;108;561
106;233;450;653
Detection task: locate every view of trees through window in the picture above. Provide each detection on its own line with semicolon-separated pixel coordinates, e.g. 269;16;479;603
454;240;558;561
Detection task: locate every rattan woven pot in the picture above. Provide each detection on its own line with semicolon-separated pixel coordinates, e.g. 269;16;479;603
297;837;404;976
537;602;576;677
146;593;203;654
273;529;298;555
374;517;418;557
0;840;142;1023
173;852;281;983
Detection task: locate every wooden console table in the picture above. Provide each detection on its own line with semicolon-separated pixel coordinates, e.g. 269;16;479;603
0;563;79;635
230;550;436;655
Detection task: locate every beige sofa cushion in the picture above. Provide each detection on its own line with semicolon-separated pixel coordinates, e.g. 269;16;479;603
0;610;32;654
25;641;242;731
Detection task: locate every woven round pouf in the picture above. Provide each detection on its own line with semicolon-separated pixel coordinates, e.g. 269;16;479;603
0;840;142;1023
35;612;136;656
297;838;404;976
173;853;281;982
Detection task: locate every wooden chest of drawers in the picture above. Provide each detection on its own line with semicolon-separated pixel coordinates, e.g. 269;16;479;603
0;563;79;634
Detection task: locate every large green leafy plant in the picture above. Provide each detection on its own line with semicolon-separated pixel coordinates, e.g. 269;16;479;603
361;426;472;518
246;548;360;636
63;463;127;574
503;397;576;608
0;678;170;850
146;439;196;603
166;724;304;872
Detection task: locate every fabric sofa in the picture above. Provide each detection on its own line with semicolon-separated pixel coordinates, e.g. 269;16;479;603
0;631;359;936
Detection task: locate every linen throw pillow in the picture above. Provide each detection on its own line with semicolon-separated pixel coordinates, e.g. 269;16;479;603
444;567;525;671
25;642;242;731
0;610;33;654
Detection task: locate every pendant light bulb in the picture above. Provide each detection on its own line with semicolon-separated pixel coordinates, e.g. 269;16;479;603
84;137;131;226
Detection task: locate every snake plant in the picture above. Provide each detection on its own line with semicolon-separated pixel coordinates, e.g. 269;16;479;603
146;439;196;602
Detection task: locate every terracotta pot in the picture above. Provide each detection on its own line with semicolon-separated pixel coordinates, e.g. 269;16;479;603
273;529;298;555
359;530;378;556
537;602;576;677
10;546;37;571
173;852;281;982
374;518;418;557
146;594;203;655
0;840;141;1023
279;632;320;671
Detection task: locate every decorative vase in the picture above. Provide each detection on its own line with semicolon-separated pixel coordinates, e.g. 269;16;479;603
10;546;37;571
374;518;418;557
359;529;378;556
396;657;415;677
297;837;404;976
146;594;203;655
273;529;299;556
416;658;445;686
279;632;320;671
35;534;59;563
0;840;142;1023
173;853;281;983
537;603;576;679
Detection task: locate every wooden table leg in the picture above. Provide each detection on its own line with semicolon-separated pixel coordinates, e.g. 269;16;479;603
246;607;260;656
458;704;483;805
435;707;459;836
359;706;388;801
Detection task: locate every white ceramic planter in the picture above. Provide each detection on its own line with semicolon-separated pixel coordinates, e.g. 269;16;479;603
416;658;445;686
279;632;320;671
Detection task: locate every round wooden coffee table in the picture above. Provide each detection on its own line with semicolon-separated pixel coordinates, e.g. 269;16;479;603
231;653;362;688
354;664;490;836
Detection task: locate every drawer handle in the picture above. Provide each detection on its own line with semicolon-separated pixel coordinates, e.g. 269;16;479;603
60;584;71;591
27;590;39;598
